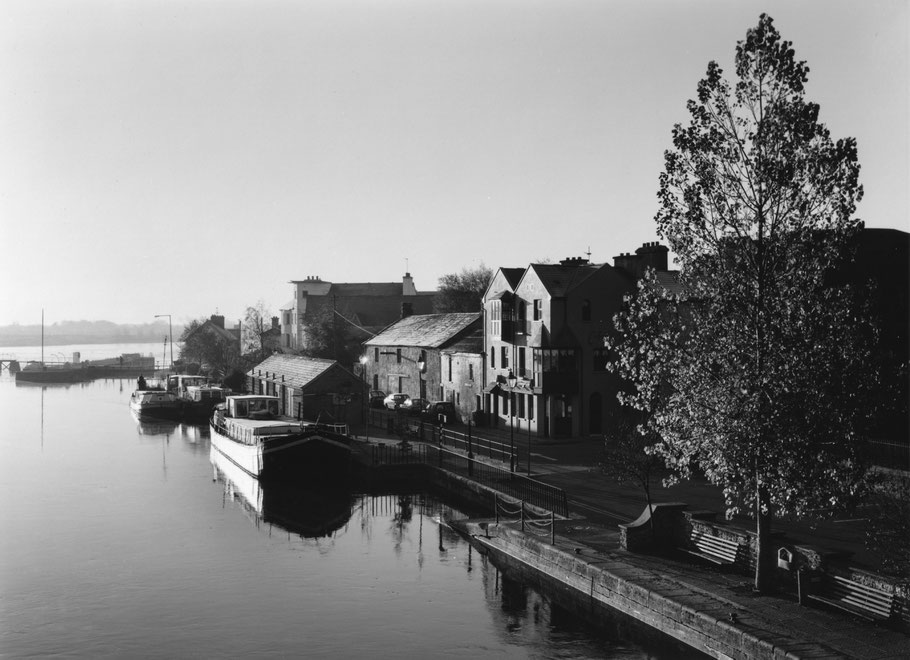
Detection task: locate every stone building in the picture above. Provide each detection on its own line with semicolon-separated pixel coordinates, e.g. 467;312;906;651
363;312;481;421
246;354;363;424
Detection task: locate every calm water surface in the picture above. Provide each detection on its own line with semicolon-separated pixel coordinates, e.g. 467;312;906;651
0;343;689;658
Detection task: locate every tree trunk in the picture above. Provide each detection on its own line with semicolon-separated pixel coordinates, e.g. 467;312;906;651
754;482;771;593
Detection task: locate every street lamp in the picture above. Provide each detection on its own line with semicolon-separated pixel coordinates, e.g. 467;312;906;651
507;369;517;473
360;355;369;441
154;314;173;368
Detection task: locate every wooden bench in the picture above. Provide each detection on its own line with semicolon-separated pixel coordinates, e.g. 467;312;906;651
684;530;744;567
805;573;898;623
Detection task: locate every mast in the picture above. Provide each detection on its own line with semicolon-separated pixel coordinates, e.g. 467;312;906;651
41;308;44;364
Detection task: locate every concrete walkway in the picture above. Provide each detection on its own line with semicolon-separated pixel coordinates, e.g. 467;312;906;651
358;423;909;658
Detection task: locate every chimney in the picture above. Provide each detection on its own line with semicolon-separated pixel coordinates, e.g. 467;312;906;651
614;242;669;279
210;314;225;329
401;302;414;319
402;272;416;296
636;241;669;272
559;256;589;267
271;316;280;330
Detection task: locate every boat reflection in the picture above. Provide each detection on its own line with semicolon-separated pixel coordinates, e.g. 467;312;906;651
131;408;182;437
210;445;354;539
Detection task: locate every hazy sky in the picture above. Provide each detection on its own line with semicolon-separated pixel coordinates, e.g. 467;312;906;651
1;0;906;327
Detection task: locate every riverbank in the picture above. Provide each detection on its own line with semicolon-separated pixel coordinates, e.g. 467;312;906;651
451;519;908;660
348;433;909;659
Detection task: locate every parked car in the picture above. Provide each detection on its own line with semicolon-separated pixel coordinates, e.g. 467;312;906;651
423;401;458;423
402;397;430;415
383;393;411;410
369;390;387;408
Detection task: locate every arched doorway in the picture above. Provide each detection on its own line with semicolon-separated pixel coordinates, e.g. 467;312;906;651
589;392;603;435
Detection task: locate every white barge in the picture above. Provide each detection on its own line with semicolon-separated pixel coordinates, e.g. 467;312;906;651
210;394;352;481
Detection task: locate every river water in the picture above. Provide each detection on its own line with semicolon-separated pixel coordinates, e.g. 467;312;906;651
0;343;693;658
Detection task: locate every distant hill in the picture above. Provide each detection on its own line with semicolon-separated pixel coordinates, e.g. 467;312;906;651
0;320;186;347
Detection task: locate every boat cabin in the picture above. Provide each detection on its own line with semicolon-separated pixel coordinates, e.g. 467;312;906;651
226;395;280;420
167;374;209;393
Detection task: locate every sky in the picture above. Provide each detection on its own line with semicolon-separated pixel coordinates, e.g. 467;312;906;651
1;0;907;327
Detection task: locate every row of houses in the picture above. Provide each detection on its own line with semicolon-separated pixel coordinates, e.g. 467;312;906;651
247;241;680;438
212;228;908;443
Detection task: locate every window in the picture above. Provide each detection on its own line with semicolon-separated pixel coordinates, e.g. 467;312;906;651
468;363;474;382
518;347;526;377
490;300;501;338
581;299;591;322
373;374;378;390
491;350;496;369
518;394;525;418
396;348;402;364
374;347;379;362
528;395;534;420
533;348;577;379
447;356;453;382
501;346;509;369
533;299;542;320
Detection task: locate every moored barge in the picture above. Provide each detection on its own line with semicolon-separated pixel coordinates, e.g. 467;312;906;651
210;394;352;481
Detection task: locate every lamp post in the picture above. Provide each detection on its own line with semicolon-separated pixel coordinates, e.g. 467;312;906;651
527;413;532;477
360;355;369;441
154;314;173;368
507;370;517;473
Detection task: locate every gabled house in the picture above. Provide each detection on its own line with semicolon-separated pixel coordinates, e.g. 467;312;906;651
184;314;241;348
246;354;363;424
483;243;673;439
279;273;437;351
363;312;481;421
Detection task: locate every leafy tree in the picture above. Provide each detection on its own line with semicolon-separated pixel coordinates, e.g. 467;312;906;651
242;300;273;358
607;15;876;591
178;318;241;380
600;412;665;535
298;301;362;367
434;264;494;313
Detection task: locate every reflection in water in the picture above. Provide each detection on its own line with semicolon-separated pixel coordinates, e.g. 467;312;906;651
210;445;354;540
0;374;696;658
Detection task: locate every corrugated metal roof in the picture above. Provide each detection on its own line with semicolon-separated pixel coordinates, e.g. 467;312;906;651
365;313;480;348
246;354;338;390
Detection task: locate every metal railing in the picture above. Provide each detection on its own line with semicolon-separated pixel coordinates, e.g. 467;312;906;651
868;439;910;471
362;431;568;518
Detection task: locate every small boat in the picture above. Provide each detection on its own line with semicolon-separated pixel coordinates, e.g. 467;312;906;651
165;374;230;421
129;387;182;420
210;394;352;481
15;360;90;384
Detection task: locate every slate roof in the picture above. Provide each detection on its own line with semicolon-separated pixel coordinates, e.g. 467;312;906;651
527;263;603;297
365;313;481;349
441;325;483;355
500;268;525;290
184;319;239;344
247;354;340;390
654;270;684;295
